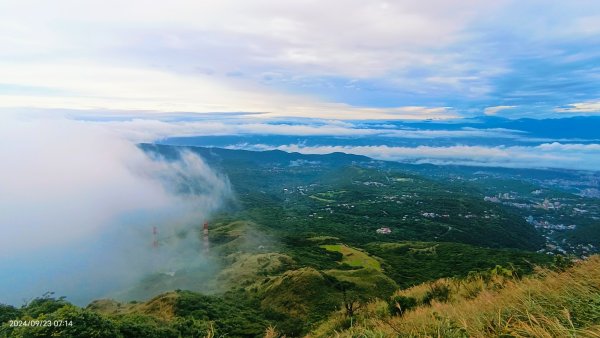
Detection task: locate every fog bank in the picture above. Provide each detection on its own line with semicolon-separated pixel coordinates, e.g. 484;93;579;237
0;115;232;305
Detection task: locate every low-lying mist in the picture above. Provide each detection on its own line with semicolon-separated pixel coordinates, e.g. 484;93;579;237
0;115;232;306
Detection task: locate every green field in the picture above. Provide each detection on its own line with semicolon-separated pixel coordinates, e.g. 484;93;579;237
321;244;382;271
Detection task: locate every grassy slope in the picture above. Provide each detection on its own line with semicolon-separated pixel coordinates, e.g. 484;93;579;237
308;256;600;338
320;244;382;271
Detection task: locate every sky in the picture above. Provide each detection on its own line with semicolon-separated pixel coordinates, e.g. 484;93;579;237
1;0;600;119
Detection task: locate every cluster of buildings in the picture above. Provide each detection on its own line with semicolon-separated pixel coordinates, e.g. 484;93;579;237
537;198;562;210
538;240;598;258
421;212;450;219
484;192;514;203
484;193;530;209
484;191;572;211
526;216;576;231
362;181;386;187
376;227;392;234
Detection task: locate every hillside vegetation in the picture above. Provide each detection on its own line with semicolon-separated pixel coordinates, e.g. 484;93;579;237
3;256;597;337
2;146;598;337
307;256;600;338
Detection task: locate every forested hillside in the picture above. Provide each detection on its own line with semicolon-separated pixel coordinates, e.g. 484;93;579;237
2;146;598;337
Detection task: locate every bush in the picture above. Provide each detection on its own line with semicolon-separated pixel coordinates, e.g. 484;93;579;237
422;282;451;305
0;304;21;324
22;292;69;318
388;296;417;316
552;255;574;271
117;314;178;338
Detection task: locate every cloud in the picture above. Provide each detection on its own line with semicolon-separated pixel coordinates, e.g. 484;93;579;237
0;0;496;76
2;1;600;119
555;101;600;114
230;142;600;171
484;105;516;115
0;114;232;305
65;115;524;142
6;1;600;119
0;0;488;119
0;60;459;120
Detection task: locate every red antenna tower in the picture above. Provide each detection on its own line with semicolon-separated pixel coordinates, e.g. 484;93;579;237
152;226;158;249
203;221;209;253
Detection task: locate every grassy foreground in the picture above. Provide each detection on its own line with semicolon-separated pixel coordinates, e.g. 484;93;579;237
2;256;598;337
302;255;600;338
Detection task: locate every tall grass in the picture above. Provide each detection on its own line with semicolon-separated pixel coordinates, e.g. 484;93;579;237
308;256;600;337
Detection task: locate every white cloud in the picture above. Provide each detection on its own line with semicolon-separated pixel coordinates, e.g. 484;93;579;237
0;60;458;120
484;105;516;115
65;117;522;142
555;101;600;114
1;1;599;119
0;114;233;304
232;142;600;171
0;0;497;77
0;115;231;256
0;0;508;118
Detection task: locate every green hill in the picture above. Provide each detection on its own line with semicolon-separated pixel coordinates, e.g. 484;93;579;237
3;146;597;337
307;256;600;337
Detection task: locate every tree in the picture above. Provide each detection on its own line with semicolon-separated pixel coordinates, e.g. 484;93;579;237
333;280;363;318
0;304;21;324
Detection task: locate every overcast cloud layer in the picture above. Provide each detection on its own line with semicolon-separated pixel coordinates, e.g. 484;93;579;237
1;0;599;118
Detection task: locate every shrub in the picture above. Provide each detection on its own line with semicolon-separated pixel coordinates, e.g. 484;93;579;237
422;282;451;305
388;296;417;316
